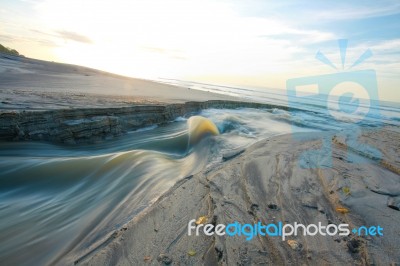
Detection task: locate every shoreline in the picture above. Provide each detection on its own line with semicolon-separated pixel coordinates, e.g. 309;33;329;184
0;100;291;144
68;128;400;265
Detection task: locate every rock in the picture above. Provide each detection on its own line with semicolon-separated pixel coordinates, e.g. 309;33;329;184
347;238;361;253
0;101;289;144
187;250;196;256
215;245;223;261
317;203;325;214
267;203;279;210
157;253;172;265
387;196;400;211
301;198;318;210
287;240;301;250
222;148;244;161
248;203;259;215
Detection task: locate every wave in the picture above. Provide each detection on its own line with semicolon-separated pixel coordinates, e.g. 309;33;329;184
0;116;222;265
187;116;220;147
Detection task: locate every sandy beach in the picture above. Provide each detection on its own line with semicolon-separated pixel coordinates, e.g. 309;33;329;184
0;54;238;111
0;55;399;266
71;127;400;266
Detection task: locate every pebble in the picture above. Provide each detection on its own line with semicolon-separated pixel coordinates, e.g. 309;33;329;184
188;250;196;256
157;253;173;265
387;196;400;211
347;238;361;253
267;203;279;210
287;240;300;250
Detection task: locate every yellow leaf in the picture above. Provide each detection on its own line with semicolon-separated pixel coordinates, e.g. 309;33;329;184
336;207;350;214
188;250;196;256
287;240;300;250
144;256;151;262
342;187;351;195
195;216;208;225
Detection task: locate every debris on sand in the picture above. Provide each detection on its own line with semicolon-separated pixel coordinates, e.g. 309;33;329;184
287;240;301;250
336;207;350;214
188;250;196;256
195;216;208;225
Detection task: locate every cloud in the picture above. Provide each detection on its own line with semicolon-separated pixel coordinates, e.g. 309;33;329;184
313;3;400;21
257;29;335;44
368;39;400;52
0;33;58;47
0;34;17;42
56;30;93;44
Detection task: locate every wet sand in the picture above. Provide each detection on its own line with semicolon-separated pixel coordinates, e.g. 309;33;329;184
74;127;400;265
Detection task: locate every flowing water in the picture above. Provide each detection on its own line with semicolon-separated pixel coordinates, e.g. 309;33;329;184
0;108;314;265
1;87;399;265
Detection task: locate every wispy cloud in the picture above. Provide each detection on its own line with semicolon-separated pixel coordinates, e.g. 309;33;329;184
31;29;93;44
367;39;400;52
0;34;16;42
313;3;400;21
56;30;93;44
0;33;57;47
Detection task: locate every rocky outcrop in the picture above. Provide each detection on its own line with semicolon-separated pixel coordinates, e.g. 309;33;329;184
0;100;289;144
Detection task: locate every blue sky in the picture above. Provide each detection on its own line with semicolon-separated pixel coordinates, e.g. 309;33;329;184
1;0;399;101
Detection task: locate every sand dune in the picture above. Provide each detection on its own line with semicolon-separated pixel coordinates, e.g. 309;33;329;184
0;54;237;110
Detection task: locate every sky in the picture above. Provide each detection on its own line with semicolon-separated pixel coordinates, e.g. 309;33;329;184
1;0;400;102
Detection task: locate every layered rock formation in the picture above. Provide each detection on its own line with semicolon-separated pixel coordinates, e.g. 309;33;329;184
0;100;288;144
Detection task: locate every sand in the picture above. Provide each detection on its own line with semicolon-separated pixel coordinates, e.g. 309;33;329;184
69;127;400;265
0;54;238;111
